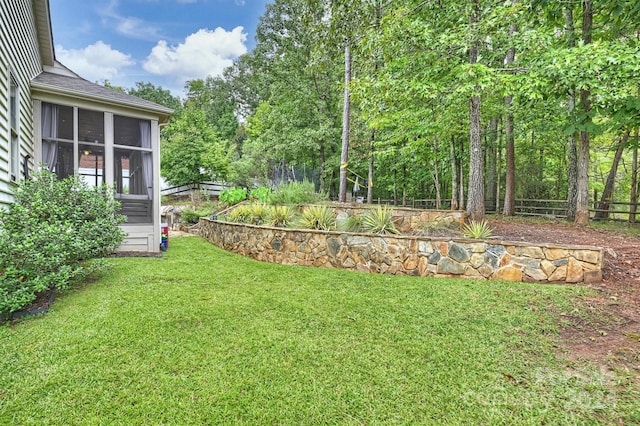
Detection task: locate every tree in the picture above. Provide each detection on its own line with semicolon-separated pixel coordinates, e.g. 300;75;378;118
127;82;182;111
185;77;238;141
161;108;233;187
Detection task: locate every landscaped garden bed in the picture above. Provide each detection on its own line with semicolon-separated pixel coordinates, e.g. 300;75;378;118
200;205;604;283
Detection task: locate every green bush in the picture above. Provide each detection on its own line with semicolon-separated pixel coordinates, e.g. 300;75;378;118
249;187;271;203
219;187;247;206
181;209;212;224
269;181;327;205
0;171;126;316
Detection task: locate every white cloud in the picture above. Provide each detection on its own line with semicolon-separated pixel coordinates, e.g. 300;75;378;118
143;27;247;84
99;0;163;41
56;41;135;83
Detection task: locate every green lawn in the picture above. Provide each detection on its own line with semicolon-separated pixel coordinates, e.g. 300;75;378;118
1;237;637;425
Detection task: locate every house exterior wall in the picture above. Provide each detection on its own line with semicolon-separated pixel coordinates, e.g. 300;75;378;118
0;0;42;206
33;95;163;252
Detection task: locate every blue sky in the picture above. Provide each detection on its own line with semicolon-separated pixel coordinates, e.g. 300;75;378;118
49;0;270;97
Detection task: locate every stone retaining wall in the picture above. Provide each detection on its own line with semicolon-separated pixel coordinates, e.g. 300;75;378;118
333;205;466;233
200;219;604;283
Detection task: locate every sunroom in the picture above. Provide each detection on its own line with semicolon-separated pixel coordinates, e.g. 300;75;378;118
31;70;173;253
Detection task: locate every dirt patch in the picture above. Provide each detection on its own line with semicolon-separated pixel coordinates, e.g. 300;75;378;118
488;218;640;384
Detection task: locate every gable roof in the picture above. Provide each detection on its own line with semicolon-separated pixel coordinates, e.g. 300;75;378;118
31;72;174;122
30;0;173;123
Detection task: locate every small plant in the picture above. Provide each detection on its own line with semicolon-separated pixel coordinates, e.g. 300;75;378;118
298;205;336;230
267;205;298;228
462;220;493;239
227;205;253;223
269;181;328;205
250;187;272;203
337;213;364;232
360;206;399;235
181;209;211;224
248;203;270;225
219;187;247;206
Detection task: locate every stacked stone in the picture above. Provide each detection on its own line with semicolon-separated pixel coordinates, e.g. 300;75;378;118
200;219;604;284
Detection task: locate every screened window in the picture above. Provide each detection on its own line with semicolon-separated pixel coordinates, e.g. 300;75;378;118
114;115;153;224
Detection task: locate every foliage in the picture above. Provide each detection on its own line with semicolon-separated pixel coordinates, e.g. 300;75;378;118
266;205;298;228
219;187;248;206
227;205;253;224
247;203;271;225
1;237;637;424
0;171;125;315
126;81;182;112
161;108;234;186
462;220;494;240
297;205;336;231
181;209;212;225
336;212;363;233
269;181;328;205
360;206;400;235
250;187;271;203
185;77;239;141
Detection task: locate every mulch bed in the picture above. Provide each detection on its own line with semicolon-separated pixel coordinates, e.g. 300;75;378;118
488;218;640;385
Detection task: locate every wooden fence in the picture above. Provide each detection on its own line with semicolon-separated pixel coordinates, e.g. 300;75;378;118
368;198;639;222
161;182;232;198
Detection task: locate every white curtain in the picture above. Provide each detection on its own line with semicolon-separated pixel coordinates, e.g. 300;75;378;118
41;103;58;171
140;120;153;199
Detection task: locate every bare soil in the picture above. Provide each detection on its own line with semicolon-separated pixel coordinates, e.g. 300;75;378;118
488;218;640;384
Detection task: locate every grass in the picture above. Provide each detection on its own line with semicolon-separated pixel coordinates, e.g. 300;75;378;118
1;238;638;425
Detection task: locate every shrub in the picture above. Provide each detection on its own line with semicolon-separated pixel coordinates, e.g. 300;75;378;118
298;205;336;231
342;214;364;232
266;205;298;228
247;203;271;225
269;181;328;205
250;187;271;203
227;205;253;223
361;206;400;235
181;209;211;224
0;171;125;316
462;220;493;239
219;187;247;206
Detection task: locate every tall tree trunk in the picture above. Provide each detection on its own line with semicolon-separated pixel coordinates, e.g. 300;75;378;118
502;0;518;216
367;3;382;205
467;0;484;221
595;131;629;220
459;137;465;210
433;138;442;209
631;135;638;223
338;43;351;203
319;142;326;193
565;7;578;220
567;131;579;220
450;135;459;210
402;164;407;207
486;117;498;207
367;129;375;204
496;117;502;214
575;0;593;225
